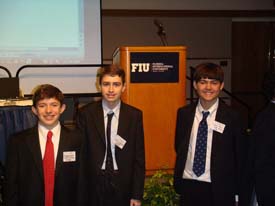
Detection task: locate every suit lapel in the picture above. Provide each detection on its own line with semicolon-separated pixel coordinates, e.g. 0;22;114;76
25;126;44;179
211;102;227;164
93;101;106;144
212;102;227;139
115;102;129;168
117;102;128;138
55;126;67;177
182;104;197;154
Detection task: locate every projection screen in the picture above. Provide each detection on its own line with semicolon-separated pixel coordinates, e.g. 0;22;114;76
0;0;102;94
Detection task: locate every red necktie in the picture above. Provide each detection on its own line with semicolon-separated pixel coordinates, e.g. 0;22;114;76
43;130;55;206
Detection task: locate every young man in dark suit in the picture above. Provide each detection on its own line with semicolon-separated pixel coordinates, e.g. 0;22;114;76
77;64;145;206
242;71;275;206
173;63;246;206
4;84;85;206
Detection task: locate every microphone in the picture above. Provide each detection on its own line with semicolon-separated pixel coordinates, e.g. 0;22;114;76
154;19;163;29
153;19;168;46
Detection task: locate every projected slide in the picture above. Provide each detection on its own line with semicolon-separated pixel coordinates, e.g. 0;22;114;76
0;0;102;94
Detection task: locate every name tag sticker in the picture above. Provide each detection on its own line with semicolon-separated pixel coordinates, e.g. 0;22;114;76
212;121;225;134
113;135;126;149
63;151;76;162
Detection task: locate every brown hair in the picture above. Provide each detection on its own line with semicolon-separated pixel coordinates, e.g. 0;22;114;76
194;62;224;83
32;84;64;107
98;64;126;85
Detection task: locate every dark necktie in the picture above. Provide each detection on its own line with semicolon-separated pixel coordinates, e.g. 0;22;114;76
106;112;114;174
43;130;54;206
193;111;210;177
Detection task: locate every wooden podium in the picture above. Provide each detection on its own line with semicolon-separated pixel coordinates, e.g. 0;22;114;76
113;46;186;174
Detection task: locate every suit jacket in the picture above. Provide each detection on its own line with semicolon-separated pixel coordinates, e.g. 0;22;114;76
4;124;85;206
174;101;246;206
76;100;145;204
242;102;275;206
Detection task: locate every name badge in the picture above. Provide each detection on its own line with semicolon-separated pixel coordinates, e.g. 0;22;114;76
63;151;76;162
211;121;225;134
113;135;126;149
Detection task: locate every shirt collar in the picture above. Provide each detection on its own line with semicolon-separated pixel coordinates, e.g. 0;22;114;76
38;122;61;139
102;100;121;118
197;98;219;117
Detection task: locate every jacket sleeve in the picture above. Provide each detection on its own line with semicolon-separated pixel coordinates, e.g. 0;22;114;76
131;111;145;200
4;136;19;206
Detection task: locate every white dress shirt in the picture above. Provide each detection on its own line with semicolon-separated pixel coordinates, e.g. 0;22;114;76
183;99;219;182
101;100;120;170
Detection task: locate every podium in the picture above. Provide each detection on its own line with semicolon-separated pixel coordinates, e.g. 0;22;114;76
113;46;186;174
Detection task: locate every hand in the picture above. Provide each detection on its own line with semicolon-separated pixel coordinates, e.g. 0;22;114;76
130;199;141;206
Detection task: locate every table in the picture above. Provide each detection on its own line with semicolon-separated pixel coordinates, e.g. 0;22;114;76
0;99;37;165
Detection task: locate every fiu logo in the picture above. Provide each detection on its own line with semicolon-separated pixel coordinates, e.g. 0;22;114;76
131;63;150;72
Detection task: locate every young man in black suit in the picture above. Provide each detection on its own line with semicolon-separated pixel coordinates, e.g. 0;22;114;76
173;63;246;206
242;71;275;206
4;84;85;206
77;64;145;206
